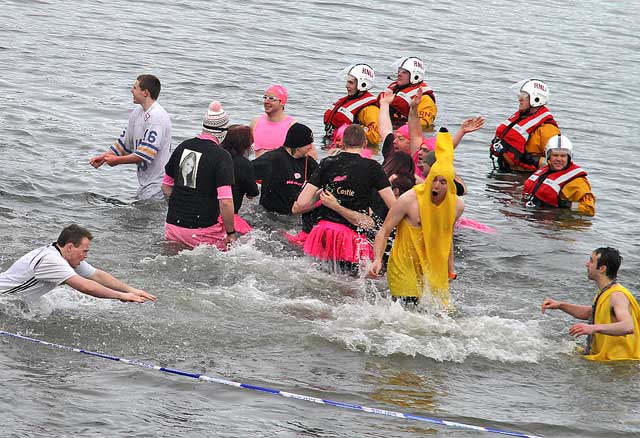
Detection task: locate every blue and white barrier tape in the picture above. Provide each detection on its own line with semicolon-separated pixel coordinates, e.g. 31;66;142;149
0;330;541;438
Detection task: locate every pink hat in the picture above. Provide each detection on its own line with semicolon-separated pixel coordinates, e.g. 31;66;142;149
333;124;348;142
395;124;434;150
395;124;410;139
423;136;436;151
265;84;288;106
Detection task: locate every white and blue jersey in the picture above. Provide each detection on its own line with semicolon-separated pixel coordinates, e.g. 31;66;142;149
111;101;172;199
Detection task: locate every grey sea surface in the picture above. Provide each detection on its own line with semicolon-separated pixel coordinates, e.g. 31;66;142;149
1;1;640;437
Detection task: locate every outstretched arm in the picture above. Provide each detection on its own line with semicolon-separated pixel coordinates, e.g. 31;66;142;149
541;298;592;320
89;269;156;301
63;273;153;302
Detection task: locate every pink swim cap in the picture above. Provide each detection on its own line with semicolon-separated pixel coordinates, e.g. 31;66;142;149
333;124;348;141
395;124;434;150
265;84;288;105
395;124;410;139
423;136;436;151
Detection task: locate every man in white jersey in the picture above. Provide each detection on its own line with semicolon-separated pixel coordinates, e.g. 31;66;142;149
90;74;172;200
0;224;156;304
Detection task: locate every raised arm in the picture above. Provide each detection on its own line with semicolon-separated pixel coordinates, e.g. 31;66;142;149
452;116;485;148
408;88;424;155
378;91;395;140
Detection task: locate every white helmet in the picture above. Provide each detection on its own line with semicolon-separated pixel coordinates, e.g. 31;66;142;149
545;134;573;160
344;63;375;91
513;79;549;107
392;57;425;84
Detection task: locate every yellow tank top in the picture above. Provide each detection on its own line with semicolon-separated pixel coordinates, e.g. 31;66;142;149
584;284;640;361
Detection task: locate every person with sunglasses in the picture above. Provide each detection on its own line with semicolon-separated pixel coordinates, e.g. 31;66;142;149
250;85;296;158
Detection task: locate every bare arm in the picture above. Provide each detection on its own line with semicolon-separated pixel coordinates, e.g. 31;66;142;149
378;91;394;140
451;116;485;148
367;190;413;278
448;198;465;276
569;292;635;337
65;274;151;302
89;269;156;301
408;88;423;155
103;154;145;167
292;183;321;214
89;151;115;169
319;190;374;229
541;298;592;320
161;184;172;198
378;186;396;210
217;198;237;247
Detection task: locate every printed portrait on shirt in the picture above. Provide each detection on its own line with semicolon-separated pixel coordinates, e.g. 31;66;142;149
177;149;201;188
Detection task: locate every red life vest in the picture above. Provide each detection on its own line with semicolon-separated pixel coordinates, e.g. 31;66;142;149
323;92;378;131
489;106;557;171
378;81;436;120
523;163;587;207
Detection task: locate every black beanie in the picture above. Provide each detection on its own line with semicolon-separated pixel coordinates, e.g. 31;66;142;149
283;123;314;149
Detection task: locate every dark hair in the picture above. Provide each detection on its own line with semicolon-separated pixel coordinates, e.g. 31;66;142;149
342;124;366;148
391;174;415;195
594;247;622;278
57;224;93;247
137;74;161;100
383;151;416;182
220;124;253;157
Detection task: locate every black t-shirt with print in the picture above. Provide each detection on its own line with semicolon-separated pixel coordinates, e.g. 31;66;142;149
308;152;390;230
165;137;235;228
252;147;318;214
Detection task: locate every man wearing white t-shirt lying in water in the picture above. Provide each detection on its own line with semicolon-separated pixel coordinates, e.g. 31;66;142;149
0;224;156;304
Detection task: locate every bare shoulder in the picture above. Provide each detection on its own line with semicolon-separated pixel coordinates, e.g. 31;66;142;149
456;196;465;217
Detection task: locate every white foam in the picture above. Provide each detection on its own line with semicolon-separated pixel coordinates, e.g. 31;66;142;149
312;298;571;363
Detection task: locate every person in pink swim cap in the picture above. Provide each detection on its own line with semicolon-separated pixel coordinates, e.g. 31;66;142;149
250;84;297;158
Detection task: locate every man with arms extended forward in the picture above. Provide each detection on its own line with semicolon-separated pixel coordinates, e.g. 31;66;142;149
0;224;155;304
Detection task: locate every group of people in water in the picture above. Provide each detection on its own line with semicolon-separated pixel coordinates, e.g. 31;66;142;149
1;58;638;361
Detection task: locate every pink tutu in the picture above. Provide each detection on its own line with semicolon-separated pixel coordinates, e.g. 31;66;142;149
303;220;373;263
283;230;309;247
455;217;497;234
165;222;227;250
218;214;252;234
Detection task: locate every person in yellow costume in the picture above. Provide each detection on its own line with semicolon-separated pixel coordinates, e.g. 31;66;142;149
368;127;465;307
541;247;640;361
